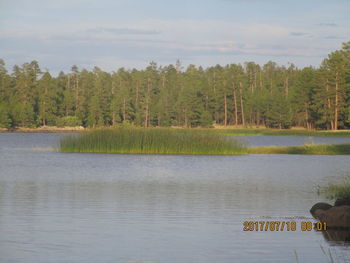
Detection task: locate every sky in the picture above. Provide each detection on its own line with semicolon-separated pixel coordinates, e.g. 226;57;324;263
0;0;349;74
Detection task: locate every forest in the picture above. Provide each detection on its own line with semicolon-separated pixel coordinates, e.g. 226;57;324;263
0;42;349;130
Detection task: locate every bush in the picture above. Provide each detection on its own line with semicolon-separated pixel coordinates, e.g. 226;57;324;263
0;103;11;128
56;116;82;127
199;110;214;128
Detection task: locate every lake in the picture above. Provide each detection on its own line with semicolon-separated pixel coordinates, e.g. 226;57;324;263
0;133;350;263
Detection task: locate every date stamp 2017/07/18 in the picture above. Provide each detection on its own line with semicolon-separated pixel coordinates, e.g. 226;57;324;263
243;221;327;232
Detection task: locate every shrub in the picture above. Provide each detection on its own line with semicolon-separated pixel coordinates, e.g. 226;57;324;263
56;116;82;127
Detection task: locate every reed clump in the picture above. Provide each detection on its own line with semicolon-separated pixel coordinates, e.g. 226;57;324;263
59;127;246;155
325;177;350;199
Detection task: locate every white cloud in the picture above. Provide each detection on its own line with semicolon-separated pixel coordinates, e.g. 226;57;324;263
1;17;349;72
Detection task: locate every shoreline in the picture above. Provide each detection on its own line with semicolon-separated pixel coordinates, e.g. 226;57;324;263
0;126;85;133
1;126;350;136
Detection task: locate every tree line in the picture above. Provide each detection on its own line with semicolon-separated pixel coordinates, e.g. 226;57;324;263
0;42;349;130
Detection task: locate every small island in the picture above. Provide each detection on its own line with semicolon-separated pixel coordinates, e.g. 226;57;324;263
59;127;350;155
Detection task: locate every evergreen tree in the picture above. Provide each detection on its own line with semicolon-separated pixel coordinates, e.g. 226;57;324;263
0;42;349;130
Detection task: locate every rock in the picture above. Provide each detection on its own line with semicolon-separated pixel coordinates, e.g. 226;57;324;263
321;228;350;243
313;205;350;228
335;196;350;207
310;202;333;218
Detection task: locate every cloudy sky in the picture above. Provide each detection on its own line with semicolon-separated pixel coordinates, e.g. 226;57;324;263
0;0;349;74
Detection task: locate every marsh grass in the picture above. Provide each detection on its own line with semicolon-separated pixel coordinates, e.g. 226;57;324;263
60;127;246;155
248;143;350;155
60;127;350;155
325;176;350;199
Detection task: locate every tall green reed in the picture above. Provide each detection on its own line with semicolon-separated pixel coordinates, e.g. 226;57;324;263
60;127;246;155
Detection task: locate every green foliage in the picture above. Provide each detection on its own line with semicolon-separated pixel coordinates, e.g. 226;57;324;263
199;110;213;127
60;128;246;154
0;102;11;128
0;42;349;130
56;116;82;127
38;72;58;126
325;176;350;199
265;93;292;129
13;102;36;127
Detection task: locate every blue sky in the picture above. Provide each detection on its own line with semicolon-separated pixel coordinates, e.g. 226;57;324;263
0;0;349;74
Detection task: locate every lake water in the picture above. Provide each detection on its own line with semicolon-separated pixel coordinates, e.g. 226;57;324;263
0;133;350;263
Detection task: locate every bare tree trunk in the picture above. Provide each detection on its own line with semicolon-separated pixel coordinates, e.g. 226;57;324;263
213;72;218;124
254;72;257;93
239;82;245;126
325;80;332;130
248;74;253;125
145;77;151;127
66;75;70;116
144;105;148;128
224;93;227;126
111;82;115;125
233;88;238;126
42;102;46;126
123;97;126;121
43;85;47;126
75;75;79;114
279;114;282;129
334;71;339;130
160;75;166;127
305;103;309;130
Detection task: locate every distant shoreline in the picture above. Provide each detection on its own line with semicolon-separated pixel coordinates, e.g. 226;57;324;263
0;126;85;133
1;126;350;136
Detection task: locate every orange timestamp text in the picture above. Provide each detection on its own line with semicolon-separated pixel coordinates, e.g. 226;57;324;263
243;221;327;231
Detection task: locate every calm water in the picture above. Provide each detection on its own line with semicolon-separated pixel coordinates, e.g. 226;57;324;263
0;133;350;263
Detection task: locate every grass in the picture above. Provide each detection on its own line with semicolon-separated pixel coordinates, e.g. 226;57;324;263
59;127;246;155
324;176;350;199
59;127;350;155
220;128;350;137
248;143;350;155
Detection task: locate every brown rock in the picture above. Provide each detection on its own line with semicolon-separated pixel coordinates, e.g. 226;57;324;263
334;196;350;207
321;229;350;243
310;202;332;218
313;205;350;228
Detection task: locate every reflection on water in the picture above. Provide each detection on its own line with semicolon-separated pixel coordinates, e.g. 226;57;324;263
0;133;350;263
